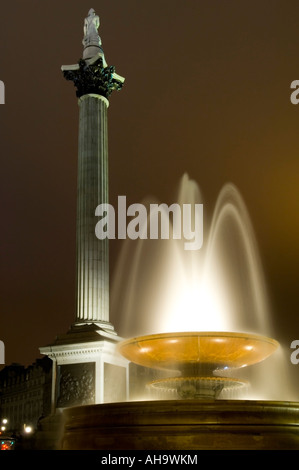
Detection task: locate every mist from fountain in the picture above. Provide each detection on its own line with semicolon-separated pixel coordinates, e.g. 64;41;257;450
111;173;297;401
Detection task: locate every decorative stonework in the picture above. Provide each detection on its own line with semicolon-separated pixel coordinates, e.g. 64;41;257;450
46;348;104;361
63;56;124;99
41;336;121;364
57;363;95;408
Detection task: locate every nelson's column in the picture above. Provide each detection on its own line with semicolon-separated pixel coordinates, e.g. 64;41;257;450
40;9;128;412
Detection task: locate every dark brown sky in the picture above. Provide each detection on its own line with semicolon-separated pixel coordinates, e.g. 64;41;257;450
1;1;299;391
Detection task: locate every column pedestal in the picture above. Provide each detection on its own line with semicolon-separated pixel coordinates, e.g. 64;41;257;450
40;324;128;408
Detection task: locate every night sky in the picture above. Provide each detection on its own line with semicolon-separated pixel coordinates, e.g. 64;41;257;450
1;1;299;393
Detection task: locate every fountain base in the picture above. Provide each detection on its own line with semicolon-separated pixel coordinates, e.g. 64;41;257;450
61;399;299;450
148;376;247;399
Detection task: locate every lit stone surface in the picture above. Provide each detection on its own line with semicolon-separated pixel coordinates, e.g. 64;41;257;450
76;94;110;326
62;399;299;450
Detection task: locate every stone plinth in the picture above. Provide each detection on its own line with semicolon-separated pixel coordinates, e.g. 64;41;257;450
40;324;128;411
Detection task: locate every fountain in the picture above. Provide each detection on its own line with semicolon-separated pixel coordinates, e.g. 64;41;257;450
62;175;299;450
112;174;294;398
50;8;299;451
118;331;278;399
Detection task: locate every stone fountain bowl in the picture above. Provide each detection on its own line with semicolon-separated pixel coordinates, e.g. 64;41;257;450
117;331;279;374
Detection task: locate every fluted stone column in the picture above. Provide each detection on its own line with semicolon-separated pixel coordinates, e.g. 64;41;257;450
61;11;124;329
39;11;128;416
76;94;110;325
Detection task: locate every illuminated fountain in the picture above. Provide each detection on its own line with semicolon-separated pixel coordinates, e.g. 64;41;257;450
62;175;299;450
52;9;299;451
111;176;272;342
111;175;293;402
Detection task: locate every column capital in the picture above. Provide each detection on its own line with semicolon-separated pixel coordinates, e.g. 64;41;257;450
62;54;125;99
78;93;109;108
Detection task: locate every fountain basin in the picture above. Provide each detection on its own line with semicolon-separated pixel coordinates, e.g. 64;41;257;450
117;331;279;400
61;399;299;450
118;331;279;372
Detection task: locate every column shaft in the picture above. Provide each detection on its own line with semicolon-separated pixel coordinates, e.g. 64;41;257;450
76;94;109;324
